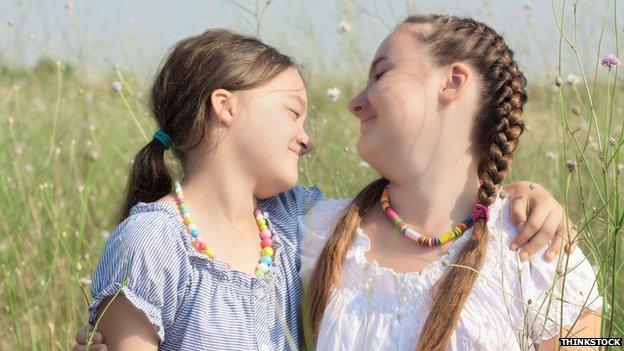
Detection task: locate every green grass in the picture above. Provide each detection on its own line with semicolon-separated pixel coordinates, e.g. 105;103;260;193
0;2;622;349
0;54;621;350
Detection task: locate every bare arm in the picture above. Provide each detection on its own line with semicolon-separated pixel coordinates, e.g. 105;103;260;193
534;309;602;351
94;294;159;351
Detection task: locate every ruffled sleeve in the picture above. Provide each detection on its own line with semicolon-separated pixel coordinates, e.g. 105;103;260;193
524;244;603;342
298;198;351;289
88;209;190;343
277;185;325;218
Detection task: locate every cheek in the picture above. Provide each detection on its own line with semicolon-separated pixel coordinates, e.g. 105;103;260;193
369;76;429;136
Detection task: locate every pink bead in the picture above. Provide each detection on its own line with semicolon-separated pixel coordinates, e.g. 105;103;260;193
405;230;420;242
254;208;261;216
261;238;273;247
386;208;398;219
196;241;207;251
260;229;272;239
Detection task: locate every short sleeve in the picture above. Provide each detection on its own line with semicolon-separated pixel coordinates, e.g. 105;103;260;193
88;211;190;343
524;244;603;342
299;198;351;288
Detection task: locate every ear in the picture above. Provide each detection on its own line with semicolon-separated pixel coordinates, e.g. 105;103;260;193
209;88;237;127
439;63;472;105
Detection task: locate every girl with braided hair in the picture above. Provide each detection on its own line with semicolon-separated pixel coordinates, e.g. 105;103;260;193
74;23;580;351
303;15;602;351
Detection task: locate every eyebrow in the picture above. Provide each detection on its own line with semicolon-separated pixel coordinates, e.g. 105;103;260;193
368;56;388;77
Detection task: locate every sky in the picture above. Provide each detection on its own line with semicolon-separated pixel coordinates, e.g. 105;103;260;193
0;0;621;84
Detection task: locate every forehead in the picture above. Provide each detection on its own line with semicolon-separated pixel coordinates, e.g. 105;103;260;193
256;68;307;102
370;29;429;69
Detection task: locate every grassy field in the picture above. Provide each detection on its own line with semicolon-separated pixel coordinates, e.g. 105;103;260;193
0;1;622;350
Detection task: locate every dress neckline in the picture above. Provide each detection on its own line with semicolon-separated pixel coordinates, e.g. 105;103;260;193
342;193;505;294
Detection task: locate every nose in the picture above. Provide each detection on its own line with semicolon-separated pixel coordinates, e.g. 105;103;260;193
300;139;314;155
348;88;369;119
297;129;313;155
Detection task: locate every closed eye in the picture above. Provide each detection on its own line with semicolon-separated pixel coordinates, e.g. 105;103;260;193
288;108;301;119
373;71;386;81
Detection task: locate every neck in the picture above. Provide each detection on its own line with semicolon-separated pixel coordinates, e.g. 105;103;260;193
384;151;481;237
179;148;259;231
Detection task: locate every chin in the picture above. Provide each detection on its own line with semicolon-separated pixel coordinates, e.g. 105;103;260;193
273;171;300;195
356;137;376;164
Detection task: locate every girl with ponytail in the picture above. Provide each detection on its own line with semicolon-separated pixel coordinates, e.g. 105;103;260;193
304;15;602;351
82;29;324;350
76;25;577;351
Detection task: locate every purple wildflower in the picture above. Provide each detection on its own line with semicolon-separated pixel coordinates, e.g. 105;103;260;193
601;54;620;68
566;160;578;172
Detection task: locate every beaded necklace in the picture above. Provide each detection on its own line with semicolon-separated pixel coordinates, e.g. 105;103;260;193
173;180;275;277
380;185;489;247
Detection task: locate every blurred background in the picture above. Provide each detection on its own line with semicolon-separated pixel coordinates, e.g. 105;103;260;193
0;0;622;349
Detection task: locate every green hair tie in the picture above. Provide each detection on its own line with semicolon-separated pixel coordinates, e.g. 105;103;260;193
153;130;171;150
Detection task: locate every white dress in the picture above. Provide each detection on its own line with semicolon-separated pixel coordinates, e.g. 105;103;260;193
299;193;603;351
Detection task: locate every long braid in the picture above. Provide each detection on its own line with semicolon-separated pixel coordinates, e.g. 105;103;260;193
401;16;527;350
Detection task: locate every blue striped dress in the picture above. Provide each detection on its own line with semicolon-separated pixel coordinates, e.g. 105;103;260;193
88;185;324;351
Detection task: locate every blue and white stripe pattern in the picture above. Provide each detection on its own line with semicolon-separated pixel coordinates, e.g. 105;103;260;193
89;185;324;350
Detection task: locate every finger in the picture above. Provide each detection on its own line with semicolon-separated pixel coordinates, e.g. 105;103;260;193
76;324;104;345
511;198;549;250
91;331;105;344
508;194;528;228
73;343;108;351
561;219;579;254
76;324;92;344
519;210;561;261
544;221;564;262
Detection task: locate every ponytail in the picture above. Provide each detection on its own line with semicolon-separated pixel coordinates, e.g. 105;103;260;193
117;135;172;223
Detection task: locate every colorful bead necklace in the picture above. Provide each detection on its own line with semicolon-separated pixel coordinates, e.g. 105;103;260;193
173;180;275;277
380;185;489;247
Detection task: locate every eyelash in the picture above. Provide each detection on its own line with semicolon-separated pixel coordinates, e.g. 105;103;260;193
288;108;301;119
373;71;386;81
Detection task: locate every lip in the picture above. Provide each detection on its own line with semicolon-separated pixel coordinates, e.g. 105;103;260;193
361;116;377;124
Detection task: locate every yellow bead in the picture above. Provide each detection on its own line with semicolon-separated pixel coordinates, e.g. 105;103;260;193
204;248;215;258
257;218;267;227
261;247;274;257
259;223;268;231
440;232;454;243
183;216;192;225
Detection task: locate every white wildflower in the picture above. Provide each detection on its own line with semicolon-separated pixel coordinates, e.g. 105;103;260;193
337;20;352;32
545;151;557;160
326;87;341;102
565;74;581;85
112;81;122;93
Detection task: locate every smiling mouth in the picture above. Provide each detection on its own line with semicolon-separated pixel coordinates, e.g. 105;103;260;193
361;116;377;124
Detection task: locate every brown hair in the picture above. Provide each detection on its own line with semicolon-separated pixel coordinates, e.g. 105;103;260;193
306;15;527;350
118;29;301;223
